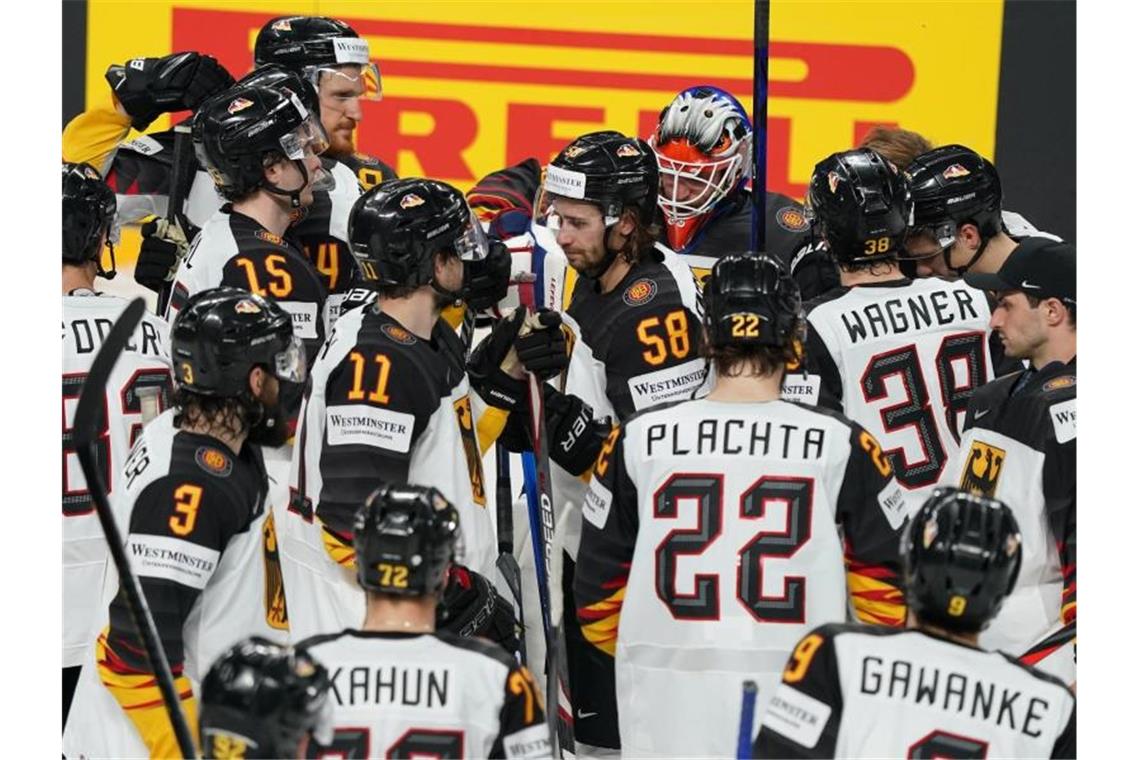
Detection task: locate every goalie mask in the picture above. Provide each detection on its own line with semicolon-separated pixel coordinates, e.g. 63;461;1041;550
650;86;753;251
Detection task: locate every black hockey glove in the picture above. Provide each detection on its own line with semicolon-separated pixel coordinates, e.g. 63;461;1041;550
134;217;195;293
436;565;520;656
106;52;235;131
462;238;512;313
468;308;528;411
495;383;610;476
788;242;840;302
515;309;568;381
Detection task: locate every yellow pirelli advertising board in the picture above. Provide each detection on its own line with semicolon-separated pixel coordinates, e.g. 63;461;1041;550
86;0;1004;198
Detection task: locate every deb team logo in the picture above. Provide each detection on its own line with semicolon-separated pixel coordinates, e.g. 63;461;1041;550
622;278;658;306
958;440;1005;497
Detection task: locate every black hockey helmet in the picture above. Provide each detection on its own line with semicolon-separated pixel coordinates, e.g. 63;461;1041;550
353;483;462;597
199;636;332;759
254;16;381;100
62;161;118;278
806;147;912;265
192;83;329;206
543;130;659;227
236;63;321;121
905;144;1003;240
170;287;305;398
348;177;489;292
703;253;803;350
902;487;1022;634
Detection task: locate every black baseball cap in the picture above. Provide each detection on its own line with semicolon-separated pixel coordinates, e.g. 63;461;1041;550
963;236;1075;306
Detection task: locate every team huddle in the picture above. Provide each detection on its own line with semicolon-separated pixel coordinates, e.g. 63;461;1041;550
60;13;1076;760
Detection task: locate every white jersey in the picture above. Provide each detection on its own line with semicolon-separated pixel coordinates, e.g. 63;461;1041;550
755;625;1076;759
283;303;496;643
62;290;171;669
64;410;286;758
801;277;1000;513
300;630;550;759
575;398;909;758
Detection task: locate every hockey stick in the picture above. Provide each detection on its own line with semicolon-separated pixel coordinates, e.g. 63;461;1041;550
495;441;528;667
71;298;197;760
736;679;759;759
750;0;771;254
1019;620;1076;668
522;371;573;754
156;123;195;316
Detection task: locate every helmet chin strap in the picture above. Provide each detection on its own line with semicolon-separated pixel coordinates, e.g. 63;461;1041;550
582;223;625;281
262;158;310;209
948;230;991;277
96;239;118;280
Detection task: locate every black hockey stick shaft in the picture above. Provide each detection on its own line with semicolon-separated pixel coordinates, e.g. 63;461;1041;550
750;0;771;254
495;440;528;667
71;298;197;759
157;123;194;316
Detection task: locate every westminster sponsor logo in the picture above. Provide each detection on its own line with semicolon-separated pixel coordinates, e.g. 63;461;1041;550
130;534;220;590
627;358;706;410
326;404;415;452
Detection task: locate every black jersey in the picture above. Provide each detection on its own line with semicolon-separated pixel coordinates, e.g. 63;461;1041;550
167;205;328;363
946;359;1076;683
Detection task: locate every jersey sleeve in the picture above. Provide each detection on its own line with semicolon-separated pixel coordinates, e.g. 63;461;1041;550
1050;700;1077;759
574;423;639;656
490;665;552;759
98;474;249;758
62;102;132;174
753;626;844;759
801;321;844;412
836;425;908;627
313;345;435;537
1044;435;1076;628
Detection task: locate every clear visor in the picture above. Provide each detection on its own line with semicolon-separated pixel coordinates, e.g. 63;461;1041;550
274;335;308;384
653;147;744;223
311;63;383;101
454;210;490;262
279;115;330;161
900;221;956;260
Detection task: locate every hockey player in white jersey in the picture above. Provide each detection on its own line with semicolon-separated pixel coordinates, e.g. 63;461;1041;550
951;237;1076;686
284;178;510;643
574;253;910;758
901;143;1062;279
798;148;1011;511
61;162;173;730
63;288;305;758
198;637;335;759
300;483;552;759
755;488;1076;759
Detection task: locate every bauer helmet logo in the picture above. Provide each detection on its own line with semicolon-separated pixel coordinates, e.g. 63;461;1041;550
234;299;262;314
227;97;254;114
271;19;292;32
615;143;640;158
828;171;841;194
943;163;971;179
959;440;1006;497
400;193;425;209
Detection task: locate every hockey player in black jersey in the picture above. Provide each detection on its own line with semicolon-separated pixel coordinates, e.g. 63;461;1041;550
285;177;534;642
299;483;552;758
574;253;908;757
754;488;1076;759
168;83;330;369
199;637;334;759
949;236;1077;685
901;143;1060;279
63;287;305;758
797;148;1010;513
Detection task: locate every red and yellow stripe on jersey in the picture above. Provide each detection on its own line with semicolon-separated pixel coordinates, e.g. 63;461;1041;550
845;556;906;627
96;627;200;758
577;566;630;657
